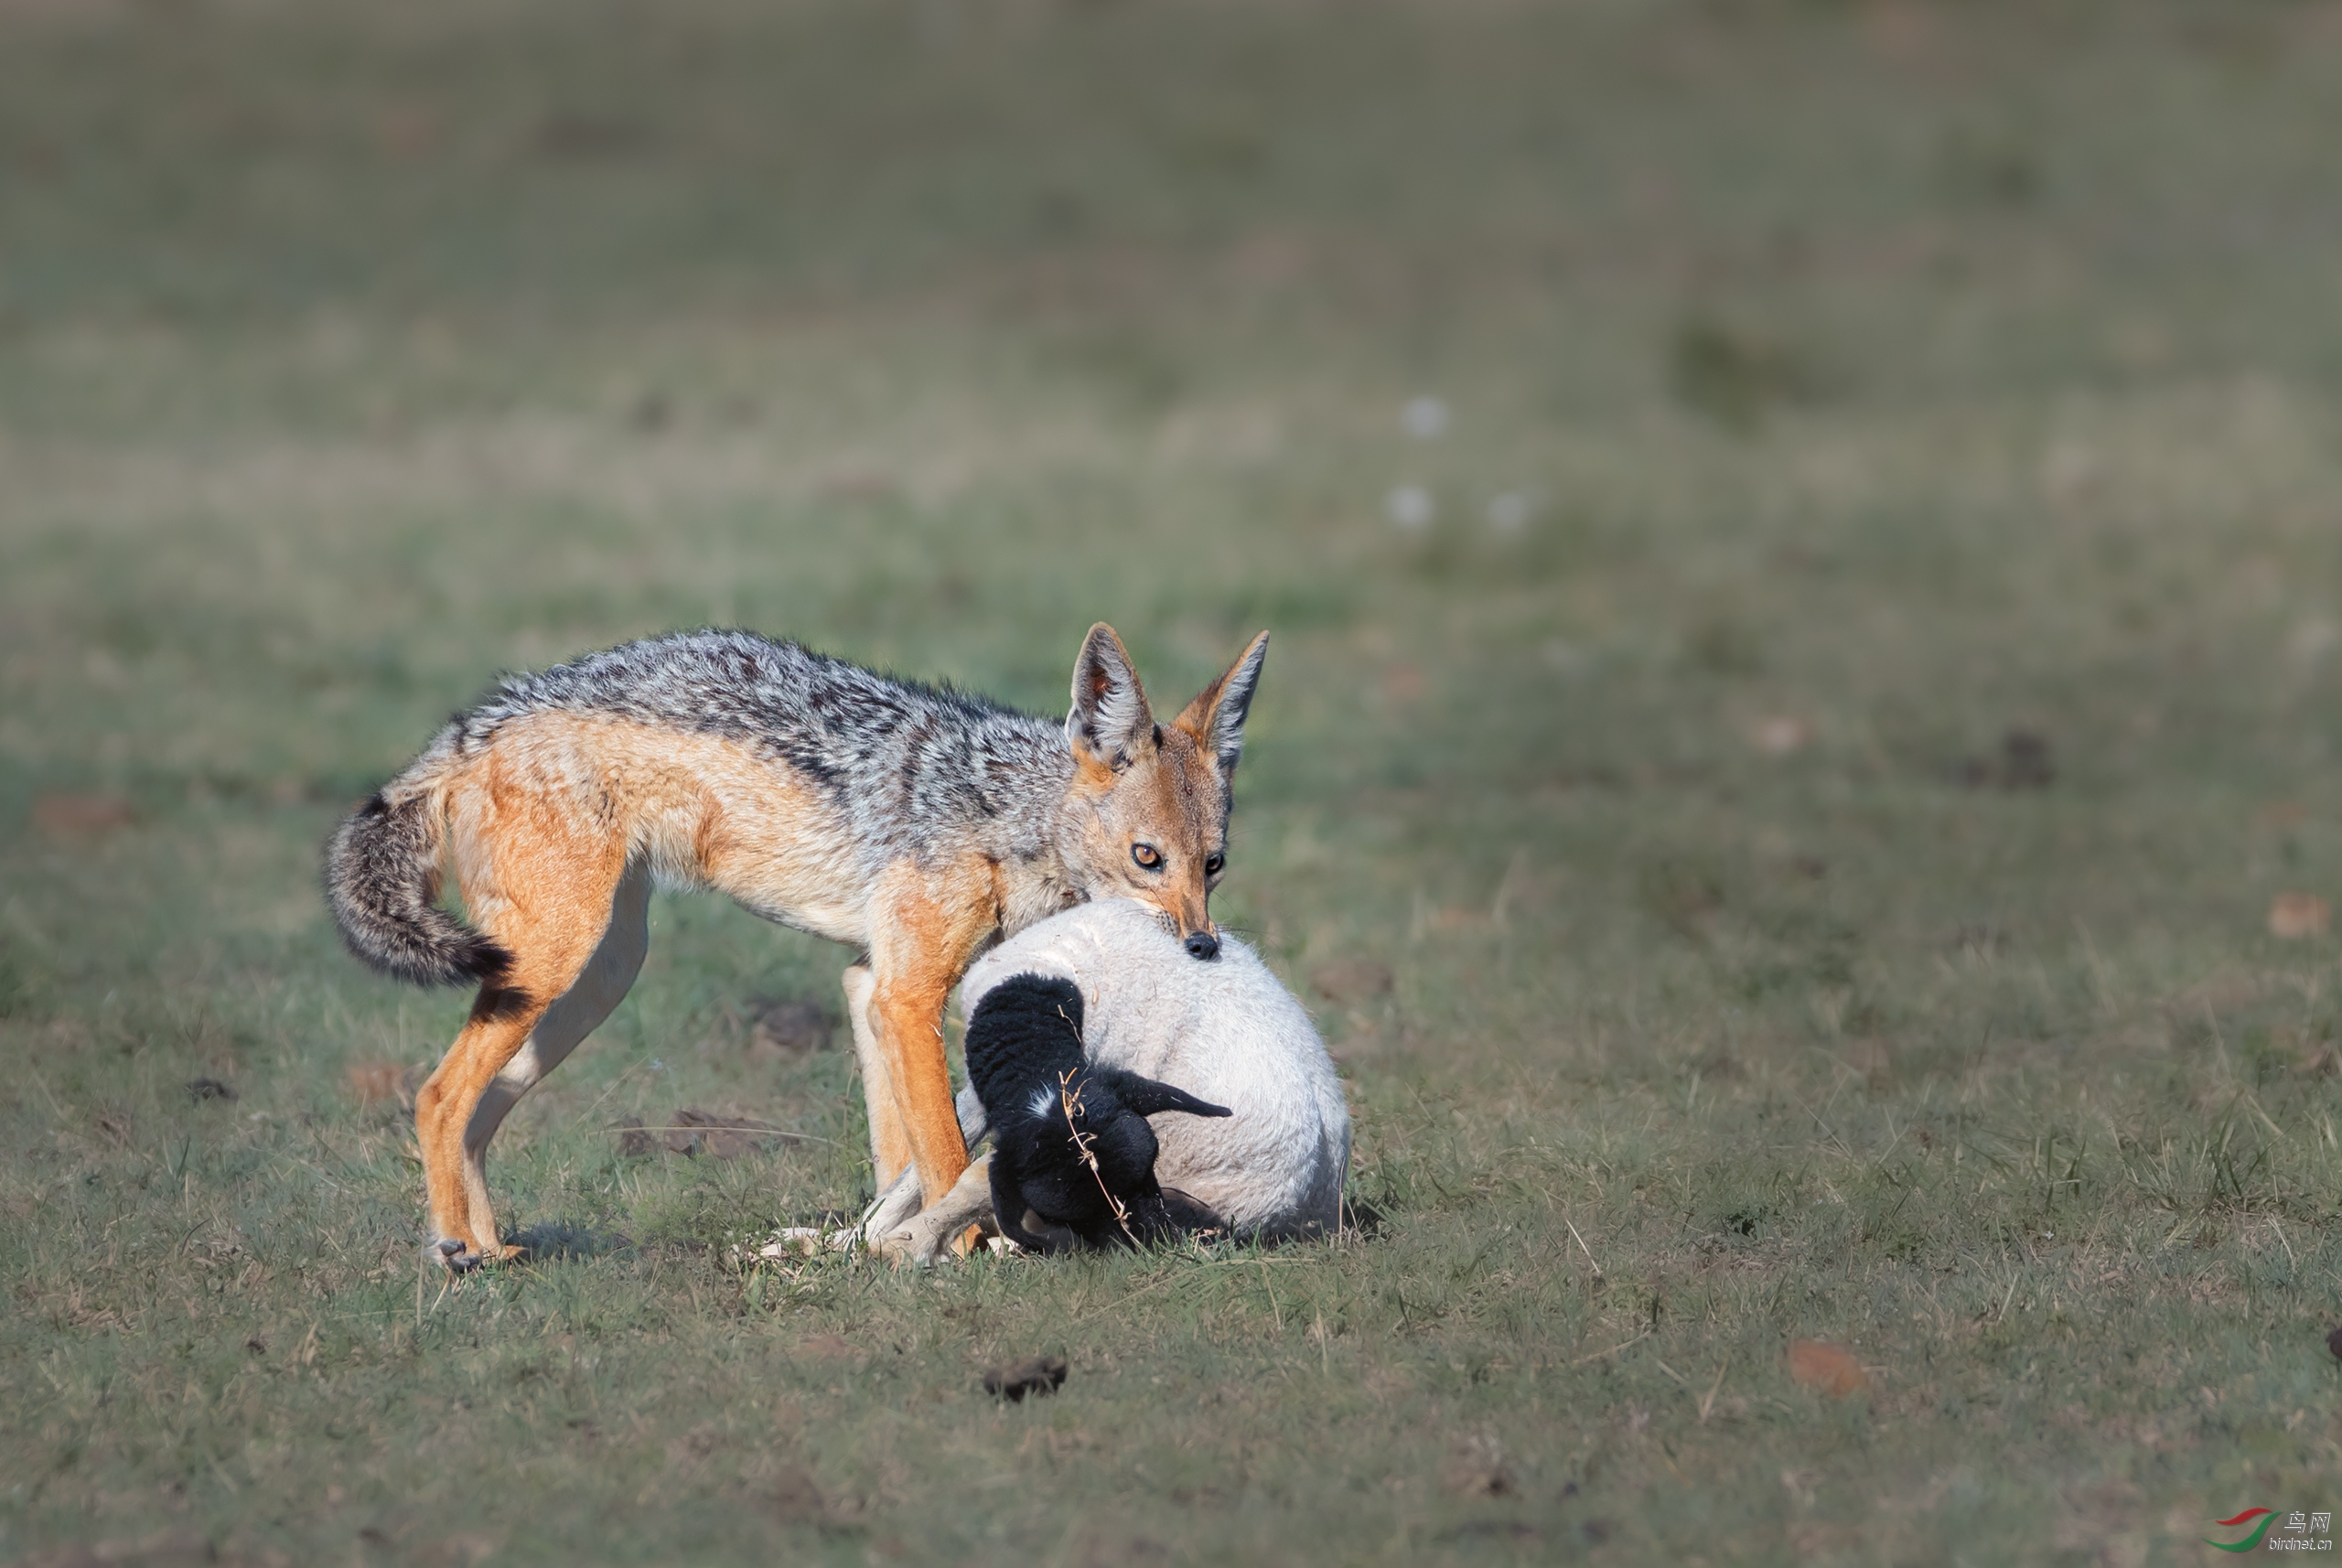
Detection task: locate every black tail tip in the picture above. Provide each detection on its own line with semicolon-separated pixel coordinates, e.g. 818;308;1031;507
451;933;513;987
337;928;513;991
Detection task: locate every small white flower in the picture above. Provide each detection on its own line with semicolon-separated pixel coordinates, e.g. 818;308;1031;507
1746;715;1814;757
1401;396;1448;439
1385;485;1435;534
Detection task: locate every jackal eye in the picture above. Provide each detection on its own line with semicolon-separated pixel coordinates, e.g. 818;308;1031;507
1132;843;1162;870
1204;853;1225;876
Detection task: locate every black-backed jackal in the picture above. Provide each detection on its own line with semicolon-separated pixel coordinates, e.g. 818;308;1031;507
324;623;1267;1267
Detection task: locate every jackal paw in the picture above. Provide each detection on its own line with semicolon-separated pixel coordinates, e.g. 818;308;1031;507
873;1212;991;1266
865;1221;963;1266
864;1225;923;1265
429;1237;515;1273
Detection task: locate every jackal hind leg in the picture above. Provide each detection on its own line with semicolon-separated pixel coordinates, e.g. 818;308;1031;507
414;844;638;1270
458;859;651;1262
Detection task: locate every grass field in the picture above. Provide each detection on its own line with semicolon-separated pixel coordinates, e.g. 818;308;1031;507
8;1;2342;1562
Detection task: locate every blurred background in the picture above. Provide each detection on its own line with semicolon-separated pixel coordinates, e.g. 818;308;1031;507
7;0;2341;1047
7;3;2342;1558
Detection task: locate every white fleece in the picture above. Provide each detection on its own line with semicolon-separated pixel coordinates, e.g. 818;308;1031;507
958;897;1351;1239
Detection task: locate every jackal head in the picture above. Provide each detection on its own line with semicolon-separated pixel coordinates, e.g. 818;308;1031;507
1058;622;1269;961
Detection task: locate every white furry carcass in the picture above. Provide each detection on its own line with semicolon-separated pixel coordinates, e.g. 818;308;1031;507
855;897;1350;1255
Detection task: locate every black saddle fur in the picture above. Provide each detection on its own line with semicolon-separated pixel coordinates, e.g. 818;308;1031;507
964;972;1231;1250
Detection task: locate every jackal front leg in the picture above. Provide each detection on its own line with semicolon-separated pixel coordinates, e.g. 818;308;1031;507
860;858;995;1257
841;962;912;1192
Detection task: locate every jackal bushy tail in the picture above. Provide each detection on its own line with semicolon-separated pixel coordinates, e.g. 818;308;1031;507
323;764;508;988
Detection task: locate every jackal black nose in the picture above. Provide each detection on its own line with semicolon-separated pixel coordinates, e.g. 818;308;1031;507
1184;930;1220;961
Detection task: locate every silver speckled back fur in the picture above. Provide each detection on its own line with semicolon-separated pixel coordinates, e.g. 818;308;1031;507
429;629;1071;878
958;897;1350;1240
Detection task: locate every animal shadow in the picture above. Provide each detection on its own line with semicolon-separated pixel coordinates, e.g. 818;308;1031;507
504;1220;634;1263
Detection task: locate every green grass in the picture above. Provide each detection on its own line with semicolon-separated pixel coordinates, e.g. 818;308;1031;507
7;1;2342;1562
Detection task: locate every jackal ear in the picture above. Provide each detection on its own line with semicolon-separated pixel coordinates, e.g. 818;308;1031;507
1066;622;1155;771
1172;630;1269;778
